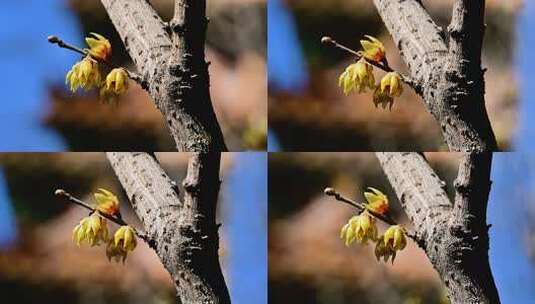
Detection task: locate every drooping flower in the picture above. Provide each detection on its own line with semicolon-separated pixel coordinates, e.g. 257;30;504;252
360;35;386;63
374;225;407;263
85;32;112;61
338;58;375;95
106;240;128;263
65;56;102;92
372;86;394;110
374;235;397;263
340;212;378;246
100;68;129;102
106;225;137;263
114;225;137;252
94;188;120;216
383;225;407;251
72;212;109;247
364;187;389;215
380;72;403;98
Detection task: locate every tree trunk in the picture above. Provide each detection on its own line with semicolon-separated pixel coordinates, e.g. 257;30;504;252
100;0;227;152
372;0;497;151
376;152;500;303
107;152;231;304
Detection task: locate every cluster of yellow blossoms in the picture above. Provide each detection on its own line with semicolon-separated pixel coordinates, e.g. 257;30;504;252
72;188;137;263
65;33;129;103
338;35;403;110
339;187;407;264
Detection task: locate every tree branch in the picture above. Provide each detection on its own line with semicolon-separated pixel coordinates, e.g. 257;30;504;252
47;35;147;88
376;152;500;303
100;0;227;151
448;0;486;73
375;152;452;244
323;187;398;226
54;188;153;246
321;36;420;91
372;0;497;151
372;0;447;88
447;153;500;303
106;152;230;304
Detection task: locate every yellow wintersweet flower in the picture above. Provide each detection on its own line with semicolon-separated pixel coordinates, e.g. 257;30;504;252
100;68;129;102
65;56;102;92
360;35;386;63
364;187;389;215
114;225;137;252
383;225;407;251
372;86;394;110
338;58;375;95
94;188;120;216
340;212;378;246
85;32;112;62
375;225;407;263
374;235;397;263
72;212;109;247
106;240;128;263
107;226;136;263
380;72;403;98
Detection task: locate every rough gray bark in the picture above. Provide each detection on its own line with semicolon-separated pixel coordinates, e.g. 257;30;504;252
100;0;227;152
376;152;500;304
107;152;231;304
372;0;497;152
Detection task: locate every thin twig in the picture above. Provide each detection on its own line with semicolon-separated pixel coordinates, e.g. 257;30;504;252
47;35;148;89
321;36;421;92
323;187;419;242
324;187;397;225
54;189;153;245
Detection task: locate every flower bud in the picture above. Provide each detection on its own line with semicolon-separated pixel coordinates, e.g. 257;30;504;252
94;188;120;216
364;187;389;215
85;32;112;61
360;35;386;63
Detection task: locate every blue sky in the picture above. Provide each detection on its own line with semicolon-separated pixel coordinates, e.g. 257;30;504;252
0;0;80;151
